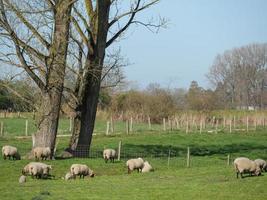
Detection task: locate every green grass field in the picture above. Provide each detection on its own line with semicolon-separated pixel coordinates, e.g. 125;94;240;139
0;117;267;200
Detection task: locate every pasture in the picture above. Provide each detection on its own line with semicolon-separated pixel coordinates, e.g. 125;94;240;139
0;117;267;200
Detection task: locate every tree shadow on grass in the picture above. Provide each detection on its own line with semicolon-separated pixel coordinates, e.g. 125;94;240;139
121;143;267;158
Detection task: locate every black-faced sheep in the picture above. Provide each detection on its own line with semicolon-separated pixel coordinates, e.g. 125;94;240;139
126;158;145;174
103;149;116;163
70;164;95;179
2;145;21;160
234;157;261;178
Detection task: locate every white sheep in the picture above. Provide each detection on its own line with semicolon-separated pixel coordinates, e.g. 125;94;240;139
2;145;21;160
70;164;95;179
64;172;75;180
254;159;267;172
33;147;51;161
103;149;116;163
22;162;52;179
141;161;154;173
19;175;26;184
234;157;261;178
126;158;144;174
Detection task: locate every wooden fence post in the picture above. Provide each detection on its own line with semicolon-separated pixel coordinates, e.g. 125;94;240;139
175;117;179;130
246;116;249;132
233;116;236;130
0;121;3;136
117;141;122;161
130;117;133;132
186;120;189;134
126;120;129;134
187;147;190;168
163;118;166;131
148;116;151;130
106;121;110;135
25;120;28;136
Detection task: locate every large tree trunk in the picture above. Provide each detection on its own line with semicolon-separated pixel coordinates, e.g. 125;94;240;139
67;1;111;157
33;1;73;155
68;62;102;157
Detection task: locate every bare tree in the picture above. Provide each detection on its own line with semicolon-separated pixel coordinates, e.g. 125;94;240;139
0;0;74;154
207;43;267;109
64;0;166;156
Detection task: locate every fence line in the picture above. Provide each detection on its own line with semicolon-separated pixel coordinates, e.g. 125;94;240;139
0;112;267;137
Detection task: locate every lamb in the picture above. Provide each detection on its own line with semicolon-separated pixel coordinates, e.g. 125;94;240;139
254;159;267;172
103;149;116;163
64;172;75;180
70;164;95;179
19;175;26;184
2;145;21;160
234;157;261;178
22;162;52;179
126;158;144;174
33;147;51;161
141;161;154;173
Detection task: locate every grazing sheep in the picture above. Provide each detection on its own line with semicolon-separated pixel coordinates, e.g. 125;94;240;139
141;161;154;173
2;145;21;160
234;157;261;178
64;172;75;180
103;149;116;163
33;147;51;161
19;175;26;184
22;162;52;179
126;158;145;174
254;159;267;172
70;164;95;179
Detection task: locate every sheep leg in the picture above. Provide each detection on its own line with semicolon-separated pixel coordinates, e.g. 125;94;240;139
127;167;131;174
236;172;239;179
240;172;244;178
3;155;6;160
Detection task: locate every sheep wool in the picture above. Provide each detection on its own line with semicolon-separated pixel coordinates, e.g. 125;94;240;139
19;175;26;184
141;161;154;173
2;145;21;160
22;162;52;178
65;172;75;180
103;149;116;163
234;157;261;178
33;147;51;161
70;164;95;178
254;159;267;172
126;158;145;174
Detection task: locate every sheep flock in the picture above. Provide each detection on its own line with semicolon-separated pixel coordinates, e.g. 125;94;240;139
1;145;267;184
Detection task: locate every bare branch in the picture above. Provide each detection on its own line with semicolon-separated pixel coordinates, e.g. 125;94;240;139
4;0;50;49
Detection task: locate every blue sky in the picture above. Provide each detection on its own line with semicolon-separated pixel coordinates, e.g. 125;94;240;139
117;0;267;89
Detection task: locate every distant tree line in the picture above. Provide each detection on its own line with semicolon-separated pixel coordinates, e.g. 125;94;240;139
1;43;267;123
207;43;267;109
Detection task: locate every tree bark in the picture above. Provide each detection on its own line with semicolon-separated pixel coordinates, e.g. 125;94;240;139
67;1;111;157
33;1;73;155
